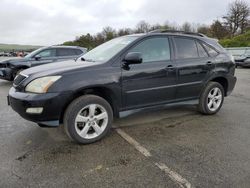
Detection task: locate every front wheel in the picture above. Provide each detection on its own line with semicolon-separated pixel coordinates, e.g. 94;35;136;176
198;82;224;115
63;95;113;144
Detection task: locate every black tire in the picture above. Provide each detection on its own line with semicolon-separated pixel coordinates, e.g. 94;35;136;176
198;81;225;115
63;95;113;144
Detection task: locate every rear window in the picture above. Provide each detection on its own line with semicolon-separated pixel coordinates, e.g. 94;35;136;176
197;42;209;58
75;49;84;55
174;37;199;59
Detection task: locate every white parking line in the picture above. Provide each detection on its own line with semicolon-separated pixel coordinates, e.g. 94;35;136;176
116;128;191;188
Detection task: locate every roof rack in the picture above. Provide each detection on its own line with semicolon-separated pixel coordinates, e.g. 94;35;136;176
148;29;207;37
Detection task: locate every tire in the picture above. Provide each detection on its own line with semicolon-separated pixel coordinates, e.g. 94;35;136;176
63;95;113;144
198;82;224;115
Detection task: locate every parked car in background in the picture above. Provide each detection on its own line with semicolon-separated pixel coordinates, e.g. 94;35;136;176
0;46;87;81
0;52;11;57
8;30;236;144
226;47;250;67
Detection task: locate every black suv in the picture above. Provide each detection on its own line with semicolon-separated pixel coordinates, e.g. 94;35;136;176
8;30;236;144
0;46;87;81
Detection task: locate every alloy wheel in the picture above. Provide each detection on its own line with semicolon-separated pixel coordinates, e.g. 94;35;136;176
207;87;222;112
74;104;108;139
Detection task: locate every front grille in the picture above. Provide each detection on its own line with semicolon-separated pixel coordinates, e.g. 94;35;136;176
0;63;6;68
13;74;27;86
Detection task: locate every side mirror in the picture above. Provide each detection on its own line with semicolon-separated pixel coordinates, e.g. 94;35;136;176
124;52;142;65
34;55;41;61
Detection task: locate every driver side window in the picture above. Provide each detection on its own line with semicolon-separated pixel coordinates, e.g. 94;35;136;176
128;37;171;63
36;49;56;58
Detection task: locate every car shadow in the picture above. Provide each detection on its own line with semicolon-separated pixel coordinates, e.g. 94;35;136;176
113;105;198;128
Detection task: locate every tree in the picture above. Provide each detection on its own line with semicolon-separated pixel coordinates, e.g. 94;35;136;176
210;20;229;39
117;28;133;36
181;22;192;32
150;24;162;31
223;0;250;36
102;26;116;41
135;20;151;33
197;25;211;36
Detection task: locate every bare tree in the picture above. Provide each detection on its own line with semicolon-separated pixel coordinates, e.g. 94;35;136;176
117;28;133;36
135;20;151;33
223;0;250;36
102;26;116;41
197;24;211;36
181;22;192;32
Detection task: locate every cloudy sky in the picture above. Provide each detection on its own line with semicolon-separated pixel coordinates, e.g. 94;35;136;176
0;0;234;45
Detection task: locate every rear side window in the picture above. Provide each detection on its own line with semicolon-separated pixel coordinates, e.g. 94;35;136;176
174;37;199;59
57;48;76;57
75;49;84;55
203;43;218;57
128;37;171;63
197;42;208;58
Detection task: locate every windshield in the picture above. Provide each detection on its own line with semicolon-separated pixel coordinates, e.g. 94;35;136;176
80;36;139;62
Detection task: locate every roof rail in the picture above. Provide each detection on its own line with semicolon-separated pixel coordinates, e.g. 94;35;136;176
149;29;207;37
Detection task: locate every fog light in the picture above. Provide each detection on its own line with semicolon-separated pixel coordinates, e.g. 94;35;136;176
26;107;43;114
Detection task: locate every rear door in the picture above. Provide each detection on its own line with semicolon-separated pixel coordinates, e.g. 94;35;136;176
121;36;177;109
55;48;80;62
173;36;215;100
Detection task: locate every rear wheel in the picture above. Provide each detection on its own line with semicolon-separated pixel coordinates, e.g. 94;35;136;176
198;82;224;115
63;95;113;144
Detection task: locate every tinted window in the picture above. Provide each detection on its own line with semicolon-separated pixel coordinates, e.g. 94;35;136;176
197;42;208;58
129;37;170;63
174;37;199;59
203;44;218;57
75;49;84;55
36;49;56;58
57;48;76;56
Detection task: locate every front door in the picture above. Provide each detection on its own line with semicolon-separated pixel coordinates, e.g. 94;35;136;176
30;48;57;67
121;36;177;110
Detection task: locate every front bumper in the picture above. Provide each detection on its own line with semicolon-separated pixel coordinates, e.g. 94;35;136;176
0;68;14;81
239;61;250;67
8;87;73;127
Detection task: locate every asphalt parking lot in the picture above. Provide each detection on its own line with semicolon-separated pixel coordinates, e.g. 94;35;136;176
0;67;250;188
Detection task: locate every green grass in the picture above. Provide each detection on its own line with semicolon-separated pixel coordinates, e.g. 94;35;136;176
220;31;250;47
0;43;42;52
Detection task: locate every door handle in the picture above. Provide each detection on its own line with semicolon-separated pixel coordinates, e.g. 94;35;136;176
166;65;175;71
207;61;213;65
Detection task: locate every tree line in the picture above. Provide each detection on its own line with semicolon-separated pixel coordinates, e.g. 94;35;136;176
63;0;250;49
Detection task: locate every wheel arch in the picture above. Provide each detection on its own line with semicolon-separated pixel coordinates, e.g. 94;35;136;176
59;86;120;124
209;76;229;96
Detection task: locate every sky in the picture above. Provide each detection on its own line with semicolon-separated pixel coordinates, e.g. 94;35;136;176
0;0;235;45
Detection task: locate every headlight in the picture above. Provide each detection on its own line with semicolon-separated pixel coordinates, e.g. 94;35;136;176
25;76;61;93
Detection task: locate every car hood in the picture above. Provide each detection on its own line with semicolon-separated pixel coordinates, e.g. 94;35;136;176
0;57;27;64
21;60;103;77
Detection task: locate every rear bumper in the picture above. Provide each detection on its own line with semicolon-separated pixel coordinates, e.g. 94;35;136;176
226;75;237;96
0;68;14;81
8;87;73;127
